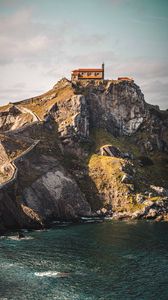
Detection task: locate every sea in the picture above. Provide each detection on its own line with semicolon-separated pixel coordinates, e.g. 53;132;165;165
0;220;168;300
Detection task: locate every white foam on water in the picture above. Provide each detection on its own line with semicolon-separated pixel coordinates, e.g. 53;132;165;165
0;262;24;269
0;263;14;269
123;254;136;260
34;271;69;278
8;236;34;241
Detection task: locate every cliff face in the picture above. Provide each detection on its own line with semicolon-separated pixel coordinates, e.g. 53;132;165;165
20;154;91;221
0;119;91;233
0;78;168;233
85;81;146;135
47;79;167;152
46;80;146;137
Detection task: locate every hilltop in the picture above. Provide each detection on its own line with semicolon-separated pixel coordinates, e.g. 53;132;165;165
0;78;168;233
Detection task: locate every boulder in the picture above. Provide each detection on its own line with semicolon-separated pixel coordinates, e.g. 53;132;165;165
146;208;157;219
155;215;163;222
131;207;147;219
136;194;145;204
150;185;168;196
112;211;131;220
100;145;123;158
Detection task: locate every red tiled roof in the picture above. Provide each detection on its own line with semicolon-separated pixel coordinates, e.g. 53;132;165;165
72;68;103;73
118;77;133;80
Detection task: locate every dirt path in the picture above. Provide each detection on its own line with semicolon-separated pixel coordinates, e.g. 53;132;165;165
0;140;40;188
17;106;42;122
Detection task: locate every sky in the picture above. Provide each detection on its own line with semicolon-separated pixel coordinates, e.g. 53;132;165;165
0;0;168;109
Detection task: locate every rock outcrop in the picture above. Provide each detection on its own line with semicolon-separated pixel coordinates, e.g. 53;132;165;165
0;78;168;233
86;80;146;135
0;104;35;132
21;155;91;221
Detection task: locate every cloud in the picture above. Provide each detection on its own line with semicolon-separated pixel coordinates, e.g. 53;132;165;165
147;15;168;22
111;59;168;80
72;33;107;47
13;82;27;89
105;0;130;5
142;80;168;94
68;50;116;66
0;87;44;105
0;7;70;66
141;79;168;109
0;3;167;110
0;0;23;8
0;6;109;67
105;58;168;109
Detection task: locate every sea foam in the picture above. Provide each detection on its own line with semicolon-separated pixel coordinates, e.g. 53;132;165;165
34;271;69;278
8;236;34;241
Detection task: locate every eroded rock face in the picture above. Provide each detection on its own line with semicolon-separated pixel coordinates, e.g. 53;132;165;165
70;80;167;153
0;105;34;132
137;105;168;153
0;142;12;183
15;150;91;222
84;81;146;135
0;182;41;233
49;94;89;139
47;79;168;154
23;167;91;221
42;80;146;142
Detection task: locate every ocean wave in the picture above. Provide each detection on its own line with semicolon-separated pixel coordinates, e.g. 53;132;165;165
0;263;14;268
34;271;69;278
123;254;136;260
0;262;23;270
8;236;34;241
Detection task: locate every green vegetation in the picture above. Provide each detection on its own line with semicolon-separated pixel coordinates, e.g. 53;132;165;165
90;128;141;156
126;202;145;213
87;153;132;209
148;196;162;202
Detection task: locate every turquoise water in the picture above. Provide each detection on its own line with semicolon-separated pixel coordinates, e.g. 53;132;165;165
0;221;168;300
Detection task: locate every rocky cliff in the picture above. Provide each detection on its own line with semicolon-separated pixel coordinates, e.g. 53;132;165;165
0;78;168;233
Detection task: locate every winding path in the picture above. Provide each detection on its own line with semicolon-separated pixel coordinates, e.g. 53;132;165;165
0;105;42;188
0;140;40;188
17;106;42;122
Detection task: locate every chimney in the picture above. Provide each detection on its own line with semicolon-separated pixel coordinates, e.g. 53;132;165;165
102;63;104;79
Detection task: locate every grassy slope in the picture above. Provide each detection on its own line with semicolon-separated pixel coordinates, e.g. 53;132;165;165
0;103;12;112
63;127;168;211
19;85;74;120
90;128;168;187
85;129;168;211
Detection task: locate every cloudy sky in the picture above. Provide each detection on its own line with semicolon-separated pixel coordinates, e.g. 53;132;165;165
0;0;168;109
